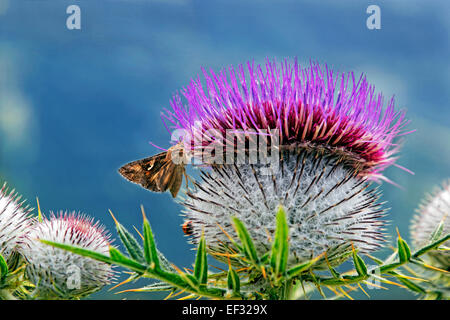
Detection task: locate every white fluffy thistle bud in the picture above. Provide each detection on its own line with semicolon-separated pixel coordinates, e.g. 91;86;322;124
22;211;114;299
411;180;450;269
0;183;33;261
182;149;386;266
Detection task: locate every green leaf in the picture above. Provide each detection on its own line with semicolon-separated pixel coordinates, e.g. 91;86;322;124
142;213;160;270
352;247;367;276
413;234;450;258
110;210;145;263
379;262;403;273
232;217;259;265
0;253;8;282
40;239;147;274
108;247;148;273
328;266;341;279
156;249;176;272
388;271;426;294
227;266;240;294
287;259;315;278
397;231;411;263
41;240;116;264
270;206;289;278
193;233;208;286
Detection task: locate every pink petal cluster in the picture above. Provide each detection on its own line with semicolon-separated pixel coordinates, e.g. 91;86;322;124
162;59;411;179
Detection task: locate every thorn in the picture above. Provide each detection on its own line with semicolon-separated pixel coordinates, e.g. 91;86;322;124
133;226;144;241
140;204;148;221
164;290;176;300
108;209;119;226
261;266;267;279
338;287;353;300
115;288;145;294
396;227;402;239
362;280;388;290
388;273;429;283
170;289;187;299
326;285;341;297
358;283;370;298
375;276;409;289
210;252;240;258
108;276;134;291
178;293;197;300
36;197;43;222
215;222;235;244
209;264;225;272
419;262;449;274
265;227;272;243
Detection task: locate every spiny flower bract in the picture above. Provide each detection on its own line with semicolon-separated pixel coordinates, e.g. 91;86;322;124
22;211;114;299
0;183;33;262
183;148;386;266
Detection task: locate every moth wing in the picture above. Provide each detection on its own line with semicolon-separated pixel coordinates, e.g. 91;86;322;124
152;160;177;192
118;152;168;191
168;166;184;198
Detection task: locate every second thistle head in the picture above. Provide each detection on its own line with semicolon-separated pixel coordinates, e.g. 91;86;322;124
411;180;450;270
0;183;34;262
163;59;410;266
22;211;114;299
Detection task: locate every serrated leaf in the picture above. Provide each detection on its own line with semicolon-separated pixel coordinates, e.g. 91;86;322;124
194;233;208;286
142;215;160;270
227;266;240;293
270;206;289;278
0;253;8;282
232;217;259;265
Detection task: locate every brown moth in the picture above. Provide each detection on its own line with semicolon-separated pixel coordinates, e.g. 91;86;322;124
118;142;189;198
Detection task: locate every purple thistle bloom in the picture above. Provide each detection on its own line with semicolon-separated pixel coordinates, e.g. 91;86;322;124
162;58;410;180
157;58;412;266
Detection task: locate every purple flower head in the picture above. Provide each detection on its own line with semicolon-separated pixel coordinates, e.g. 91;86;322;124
162;58;411;181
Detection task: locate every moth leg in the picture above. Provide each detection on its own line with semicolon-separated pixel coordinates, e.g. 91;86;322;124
183;170;196;191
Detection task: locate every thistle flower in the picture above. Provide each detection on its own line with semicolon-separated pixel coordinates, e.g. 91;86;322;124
164;59;410;180
411;180;450;269
163;59;408;266
22;211;114;299
0;183;33;262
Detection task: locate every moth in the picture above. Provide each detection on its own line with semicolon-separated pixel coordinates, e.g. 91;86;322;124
118;142;189;198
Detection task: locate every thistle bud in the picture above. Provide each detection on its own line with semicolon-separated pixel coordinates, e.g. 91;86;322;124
22;212;114;299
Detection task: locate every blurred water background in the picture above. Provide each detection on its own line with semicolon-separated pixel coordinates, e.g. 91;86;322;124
0;0;448;299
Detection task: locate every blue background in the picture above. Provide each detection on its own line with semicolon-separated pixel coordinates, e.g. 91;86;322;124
0;0;448;299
